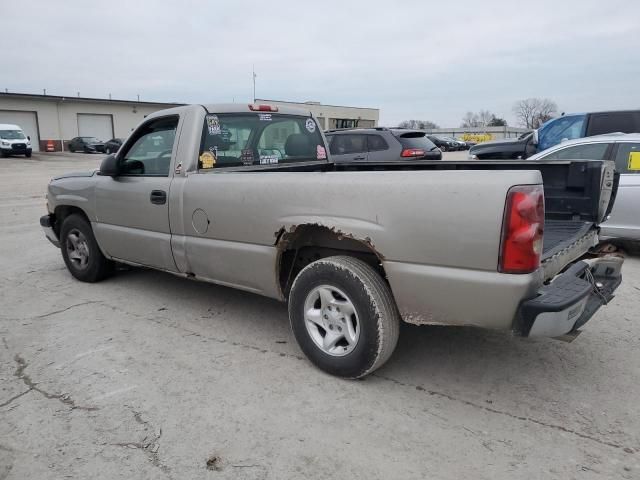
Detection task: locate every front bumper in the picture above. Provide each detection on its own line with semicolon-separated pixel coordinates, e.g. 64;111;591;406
40;215;60;248
516;255;623;338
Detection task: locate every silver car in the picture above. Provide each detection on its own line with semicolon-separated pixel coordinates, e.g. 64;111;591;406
528;133;640;241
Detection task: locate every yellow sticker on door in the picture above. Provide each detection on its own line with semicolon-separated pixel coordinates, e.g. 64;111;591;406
629;151;640;171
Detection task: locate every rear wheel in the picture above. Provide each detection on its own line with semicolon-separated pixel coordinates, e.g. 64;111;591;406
440;145;447;152
69;144;75;152
60;214;113;282
288;256;400;378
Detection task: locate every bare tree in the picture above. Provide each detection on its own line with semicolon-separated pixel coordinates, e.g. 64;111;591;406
512;98;558;129
461;110;501;128
477;110;494;127
398;119;439;129
461;111;480;128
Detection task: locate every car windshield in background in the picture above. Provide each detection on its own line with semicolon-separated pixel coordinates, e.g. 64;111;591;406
199;113;325;169
0;130;26;140
394;131;438;150
83;137;100;143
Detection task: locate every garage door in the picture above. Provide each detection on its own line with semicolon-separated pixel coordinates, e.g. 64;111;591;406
77;114;114;142
0;110;40;152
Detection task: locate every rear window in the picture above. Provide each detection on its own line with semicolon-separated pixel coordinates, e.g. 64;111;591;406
199;113;326;169
394;132;437;150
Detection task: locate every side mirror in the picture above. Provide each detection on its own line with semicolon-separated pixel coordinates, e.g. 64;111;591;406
99;154;120;176
27;135;31;141
532;130;539;145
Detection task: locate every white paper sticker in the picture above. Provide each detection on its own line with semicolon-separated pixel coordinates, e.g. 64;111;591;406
206;115;221;135
305;118;316;133
259;155;279;165
258;113;272;121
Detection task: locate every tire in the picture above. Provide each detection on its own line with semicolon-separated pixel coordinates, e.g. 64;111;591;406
69;145;75;152
0;151;8;158
105;147;111;154
440;145;447;152
25;151;32;158
288;256;400;378
60;213;113;282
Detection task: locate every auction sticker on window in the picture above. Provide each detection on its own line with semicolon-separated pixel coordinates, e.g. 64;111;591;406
629;151;640;171
317;145;327;160
259;155;279;165
206;115;221;135
305;118;316;133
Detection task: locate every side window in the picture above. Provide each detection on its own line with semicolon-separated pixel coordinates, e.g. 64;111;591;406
541;143;610;161
588;112;639;136
367;135;388;151
614;143;640;174
120;116;178;176
329;134;367;155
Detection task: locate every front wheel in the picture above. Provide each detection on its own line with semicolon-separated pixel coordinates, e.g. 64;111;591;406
288;256;400;378
60;214;113;282
440;145;447;152
105;147;111;154
25;151;32;158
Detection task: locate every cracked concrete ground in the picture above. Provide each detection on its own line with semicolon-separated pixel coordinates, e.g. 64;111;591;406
1;152;639;479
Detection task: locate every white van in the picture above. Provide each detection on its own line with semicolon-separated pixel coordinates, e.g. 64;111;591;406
0;124;32;158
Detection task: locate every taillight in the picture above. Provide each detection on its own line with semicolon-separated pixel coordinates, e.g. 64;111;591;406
499;185;544;274
248;104;278;112
401;148;425;157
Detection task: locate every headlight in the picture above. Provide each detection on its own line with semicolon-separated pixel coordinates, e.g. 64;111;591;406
1;141;9;146
468;153;478;160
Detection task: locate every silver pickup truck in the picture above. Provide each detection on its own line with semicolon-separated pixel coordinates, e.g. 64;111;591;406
40;103;624;378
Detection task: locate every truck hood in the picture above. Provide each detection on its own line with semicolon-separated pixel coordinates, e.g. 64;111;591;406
52;170;97;180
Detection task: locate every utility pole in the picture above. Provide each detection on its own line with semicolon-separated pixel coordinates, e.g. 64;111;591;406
137;94;140;102
252;65;256;102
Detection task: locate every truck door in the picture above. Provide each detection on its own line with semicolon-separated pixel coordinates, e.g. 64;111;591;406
93;115;180;271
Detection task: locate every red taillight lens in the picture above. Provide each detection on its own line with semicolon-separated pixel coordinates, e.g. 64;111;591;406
248;104;278;112
499;185;544;274
401;148;425;157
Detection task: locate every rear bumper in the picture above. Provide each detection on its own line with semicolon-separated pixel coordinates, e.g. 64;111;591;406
40;214;60;248
516;255;623;338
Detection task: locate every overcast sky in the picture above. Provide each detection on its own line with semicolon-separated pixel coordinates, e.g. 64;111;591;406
3;0;639;126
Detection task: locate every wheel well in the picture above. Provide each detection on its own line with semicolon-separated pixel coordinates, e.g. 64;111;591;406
277;224;387;299
53;205;90;236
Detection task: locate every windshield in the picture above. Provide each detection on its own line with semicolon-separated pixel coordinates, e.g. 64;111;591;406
538;114;586;151
199;113;326;169
0;130;26;140
82;137;100;143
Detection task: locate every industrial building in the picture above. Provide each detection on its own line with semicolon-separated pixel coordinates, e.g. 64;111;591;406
0;93;380;152
255;98;379;130
0;92;181;152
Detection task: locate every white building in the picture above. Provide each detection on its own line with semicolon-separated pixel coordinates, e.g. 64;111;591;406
0;92;181;152
0;92;380;152
255;99;379;131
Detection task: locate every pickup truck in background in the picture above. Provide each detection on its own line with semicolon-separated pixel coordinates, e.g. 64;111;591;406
40;103;624;378
469;109;640;160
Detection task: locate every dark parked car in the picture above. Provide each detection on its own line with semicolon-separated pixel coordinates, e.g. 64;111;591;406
104;138;124;154
325;128;442;163
68;137;105;153
426;135;459;152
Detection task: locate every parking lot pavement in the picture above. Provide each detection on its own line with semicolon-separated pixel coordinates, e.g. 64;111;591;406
1;153;639;480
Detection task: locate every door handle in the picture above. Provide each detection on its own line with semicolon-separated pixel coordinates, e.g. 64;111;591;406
353;156;366;160
150;190;167;205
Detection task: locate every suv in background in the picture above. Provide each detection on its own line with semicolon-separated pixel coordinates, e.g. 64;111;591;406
325;128;442;163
